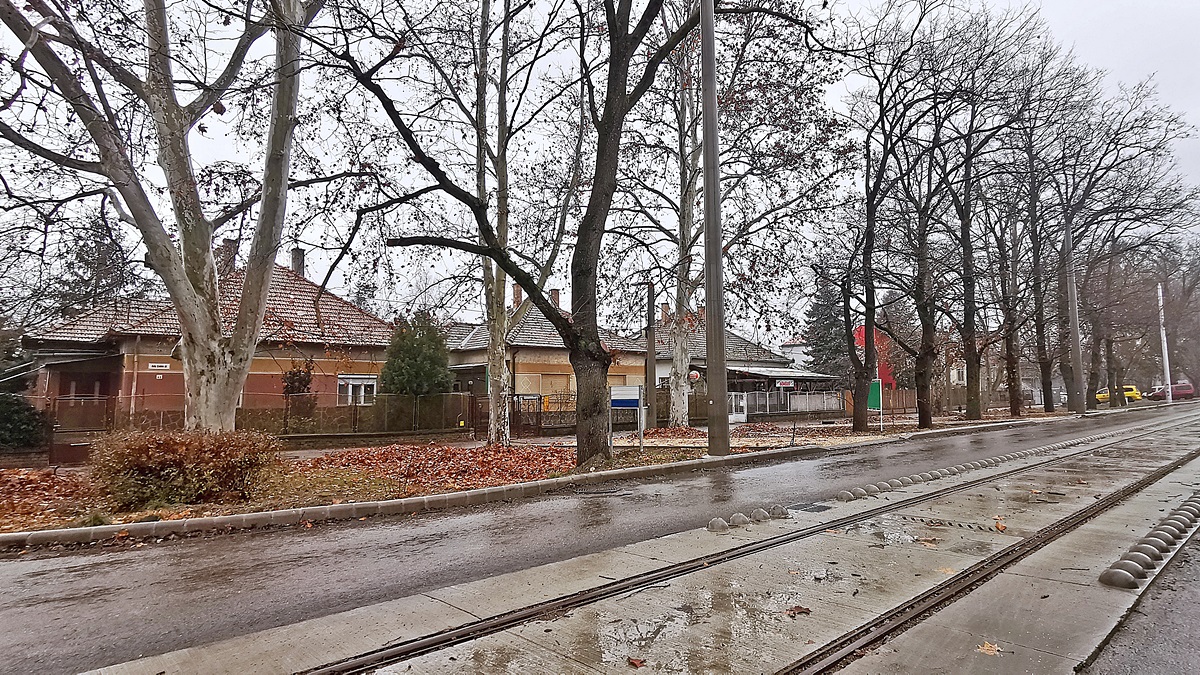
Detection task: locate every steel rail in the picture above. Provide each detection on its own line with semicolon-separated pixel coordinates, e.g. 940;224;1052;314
301;413;1200;675
777;438;1200;674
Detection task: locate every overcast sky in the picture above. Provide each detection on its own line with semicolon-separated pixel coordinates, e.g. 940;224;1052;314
1027;1;1200;180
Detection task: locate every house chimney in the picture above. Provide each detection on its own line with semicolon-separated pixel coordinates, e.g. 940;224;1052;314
290;247;305;277
550;288;560;309
216;238;238;276
661;302;669;321
512;282;523;309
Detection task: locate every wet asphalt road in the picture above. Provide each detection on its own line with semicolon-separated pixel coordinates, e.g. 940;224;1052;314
0;405;1193;674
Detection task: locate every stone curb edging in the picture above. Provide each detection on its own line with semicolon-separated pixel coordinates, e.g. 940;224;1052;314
1099;489;1200;588
1;401;1189;550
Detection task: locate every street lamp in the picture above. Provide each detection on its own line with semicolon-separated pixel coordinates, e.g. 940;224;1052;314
1062;223;1086;413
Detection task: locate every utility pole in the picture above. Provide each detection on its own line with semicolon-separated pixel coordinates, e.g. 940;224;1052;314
1063;223;1086;413
700;0;729;456
642;281;658;428
1158;283;1173;403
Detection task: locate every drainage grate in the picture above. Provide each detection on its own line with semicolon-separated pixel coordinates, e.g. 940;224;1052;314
891;513;1003;532
789;503;834;513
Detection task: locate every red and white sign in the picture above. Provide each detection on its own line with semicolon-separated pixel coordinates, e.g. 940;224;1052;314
776;379;795;389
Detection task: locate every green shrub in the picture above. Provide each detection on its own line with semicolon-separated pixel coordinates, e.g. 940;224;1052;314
0;393;52;451
89;430;281;509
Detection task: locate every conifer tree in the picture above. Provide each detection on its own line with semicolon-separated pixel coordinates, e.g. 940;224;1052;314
802;275;852;388
380;312;454;396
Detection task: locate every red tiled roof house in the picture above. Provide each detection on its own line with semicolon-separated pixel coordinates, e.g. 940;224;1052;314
23;253;394;431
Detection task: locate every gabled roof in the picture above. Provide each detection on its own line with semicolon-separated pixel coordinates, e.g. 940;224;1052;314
453;304;645;354
649;316;791;366
443;321;480;350
26;265;395;348
25;299;175;344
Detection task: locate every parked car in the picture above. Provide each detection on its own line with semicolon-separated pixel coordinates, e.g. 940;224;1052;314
1147;383;1196;401
1098;385;1143;403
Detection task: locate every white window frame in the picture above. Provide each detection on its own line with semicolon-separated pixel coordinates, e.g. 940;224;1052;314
337;374;377;406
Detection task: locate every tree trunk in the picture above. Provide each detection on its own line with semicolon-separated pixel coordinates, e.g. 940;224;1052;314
570;348;611;465
668;316;690;426
1026;138;1055;413
179;332;252;430
484;294;511;445
1106;337;1125;408
958;133;981;421
1005;328;1021;417
913;215;936;429
915;342;935;429
1086;326;1102;410
963;338;982;419
667;68;700;429
1057;265;1083;413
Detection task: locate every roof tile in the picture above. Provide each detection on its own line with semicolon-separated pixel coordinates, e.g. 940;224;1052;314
27;265;395;347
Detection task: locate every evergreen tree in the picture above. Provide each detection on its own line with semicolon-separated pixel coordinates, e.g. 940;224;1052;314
380;312;454;396
802;275;852;388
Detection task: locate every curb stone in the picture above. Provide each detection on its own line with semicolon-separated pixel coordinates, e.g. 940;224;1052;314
2;400;1192;550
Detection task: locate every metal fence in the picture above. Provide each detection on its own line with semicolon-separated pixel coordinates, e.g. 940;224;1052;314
38;392;475;435
743;390;846;415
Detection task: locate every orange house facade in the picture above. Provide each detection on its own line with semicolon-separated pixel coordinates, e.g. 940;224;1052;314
23;261;394;431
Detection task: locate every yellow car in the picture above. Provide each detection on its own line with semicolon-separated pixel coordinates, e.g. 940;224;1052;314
1096;386;1142;403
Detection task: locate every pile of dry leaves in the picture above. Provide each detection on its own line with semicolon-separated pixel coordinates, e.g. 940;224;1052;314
295;443;576;492
0;469;95;533
730;422;785;438
636;426;708;440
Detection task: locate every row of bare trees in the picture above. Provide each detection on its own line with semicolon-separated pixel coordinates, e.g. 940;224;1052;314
0;0;849;465
816;0;1197;432
3;0;1196;462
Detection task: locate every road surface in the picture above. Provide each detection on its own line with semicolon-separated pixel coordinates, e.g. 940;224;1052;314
0;405;1189;674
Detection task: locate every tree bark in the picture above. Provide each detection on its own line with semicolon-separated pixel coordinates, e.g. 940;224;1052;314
1086;324;1103;409
570;346;611;466
668;315;691;426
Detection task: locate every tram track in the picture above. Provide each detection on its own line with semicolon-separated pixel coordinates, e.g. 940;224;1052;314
777;437;1200;674
303;412;1200;675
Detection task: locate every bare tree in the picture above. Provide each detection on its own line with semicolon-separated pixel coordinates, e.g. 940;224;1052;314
604;0;847;427
0;0;330;429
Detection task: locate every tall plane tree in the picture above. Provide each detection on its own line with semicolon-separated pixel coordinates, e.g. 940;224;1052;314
0;0;326;429
315;0;833;464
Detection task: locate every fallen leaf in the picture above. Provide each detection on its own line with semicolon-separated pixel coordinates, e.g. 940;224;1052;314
627;657;646;668
786;605;812;618
1029;489;1041;494
937;567;956;575
977;641;1003;656
995;523;1007;532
